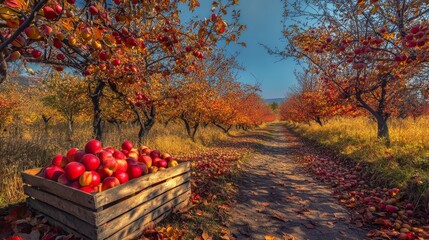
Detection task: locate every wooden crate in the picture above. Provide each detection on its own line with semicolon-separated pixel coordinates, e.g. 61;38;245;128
21;162;191;240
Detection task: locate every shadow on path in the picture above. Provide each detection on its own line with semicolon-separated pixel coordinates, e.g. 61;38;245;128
225;123;368;240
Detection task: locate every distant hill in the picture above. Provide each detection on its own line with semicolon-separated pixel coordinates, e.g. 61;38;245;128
264;98;285;104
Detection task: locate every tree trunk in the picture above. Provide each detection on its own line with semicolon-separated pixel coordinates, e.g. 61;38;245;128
213;122;232;134
315;116;323;126
66;115;74;140
356;83;390;145
134;105;156;145
90;81;105;141
41;114;51;135
376;115;389;142
180;113;199;141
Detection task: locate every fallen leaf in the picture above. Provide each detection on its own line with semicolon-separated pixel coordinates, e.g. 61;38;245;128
202;231;212;240
303;221;316;229
282;232;297;240
271;212;288;222
355;220;363;228
260;202;270;207
196;210;203;216
265;234;281;240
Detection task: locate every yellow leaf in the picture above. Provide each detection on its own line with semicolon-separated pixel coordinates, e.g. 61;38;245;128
62;21;74;31
370;5;378;14
202;231;212;240
233;0;239;5
265;235;281;240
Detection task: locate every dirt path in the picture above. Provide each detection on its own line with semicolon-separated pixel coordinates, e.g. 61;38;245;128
226;123;368;240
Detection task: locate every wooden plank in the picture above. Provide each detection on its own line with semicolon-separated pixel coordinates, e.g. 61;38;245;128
121;198;190;240
98;183;191;238
105;191;191;240
96;172;191;225
24;186;97;225
94;162;190;209
42;214;89;240
22;169;96;209
27;198;98;239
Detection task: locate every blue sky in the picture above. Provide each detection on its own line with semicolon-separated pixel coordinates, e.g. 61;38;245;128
183;0;298;99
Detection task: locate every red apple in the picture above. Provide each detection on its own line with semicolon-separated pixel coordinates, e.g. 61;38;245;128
54;5;62;14
80;154;101;171
100;157;118;177
39;25;52;36
56;53;65;60
116;159;128;172
141;147;151;155
44;165;65;181
122;149;130;156
152;157;162;167
160;153;170;159
104;147;115;154
122;140;133;151
52;155;68;167
114;171;129;184
128;150;139;160
43;6;57;20
97;150;114;162
127;164;144;179
73;150;86;162
67;0;75;4
165;156;173;162
148;166;158;173
150;150;161;159
139;155;152;168
112;59;121;66
113;149;126;160
126;157;138;166
99;51;109;61
31;49;42;59
79;171;101;187
80;186;96;193
101;177;120;191
156;159;168;168
85;139;103;154
64;162;85;180
53;38;62;48
57;173;71;185
385;205;398;213
68;181;80;189
89;6;98;15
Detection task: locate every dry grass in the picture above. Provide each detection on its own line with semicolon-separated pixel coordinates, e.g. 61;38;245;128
0;121;240;208
290;116;429;191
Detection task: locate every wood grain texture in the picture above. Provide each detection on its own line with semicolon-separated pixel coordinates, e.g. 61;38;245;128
95;172;191;225
93;162;191;208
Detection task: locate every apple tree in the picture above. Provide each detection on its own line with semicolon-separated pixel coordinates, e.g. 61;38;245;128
273;0;429;144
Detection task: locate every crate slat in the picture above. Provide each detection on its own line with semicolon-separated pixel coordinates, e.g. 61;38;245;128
93;162;190;209
22;169;96;209
27;198;97;239
96;171;191;225
24;185;96;225
98;183;191;238
105;191;191;240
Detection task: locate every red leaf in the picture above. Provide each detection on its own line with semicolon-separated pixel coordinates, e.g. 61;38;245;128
5;0;22;9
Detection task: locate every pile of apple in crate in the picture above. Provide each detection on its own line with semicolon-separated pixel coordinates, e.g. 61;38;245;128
12;139;191;240
42;139;179;192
